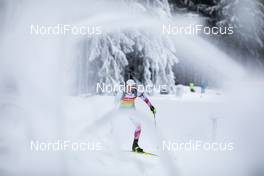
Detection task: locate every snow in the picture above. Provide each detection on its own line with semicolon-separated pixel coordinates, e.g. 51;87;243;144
0;0;263;175
49;81;264;176
1;78;264;175
57;87;242;176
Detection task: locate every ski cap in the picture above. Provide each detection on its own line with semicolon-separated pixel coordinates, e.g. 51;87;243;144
126;79;136;86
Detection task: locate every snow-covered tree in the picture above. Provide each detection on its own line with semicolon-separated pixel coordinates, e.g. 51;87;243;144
169;0;264;68
74;0;180;94
215;0;264;66
76;28;178;94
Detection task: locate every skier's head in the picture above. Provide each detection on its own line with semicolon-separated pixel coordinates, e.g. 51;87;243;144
126;79;136;86
126;79;137;93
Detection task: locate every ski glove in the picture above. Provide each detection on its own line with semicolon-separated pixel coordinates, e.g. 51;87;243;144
150;105;156;115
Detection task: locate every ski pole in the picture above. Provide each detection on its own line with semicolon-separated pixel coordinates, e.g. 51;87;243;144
153;113;156;128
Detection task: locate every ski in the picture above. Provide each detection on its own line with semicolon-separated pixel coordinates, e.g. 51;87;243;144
124;150;159;157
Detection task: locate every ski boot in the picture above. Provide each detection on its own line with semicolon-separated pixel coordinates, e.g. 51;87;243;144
132;139;144;153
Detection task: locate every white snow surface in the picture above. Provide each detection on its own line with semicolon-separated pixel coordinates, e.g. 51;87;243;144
57;86;262;176
1;84;264;176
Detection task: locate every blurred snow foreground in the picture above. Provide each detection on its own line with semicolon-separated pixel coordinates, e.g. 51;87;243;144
0;0;264;176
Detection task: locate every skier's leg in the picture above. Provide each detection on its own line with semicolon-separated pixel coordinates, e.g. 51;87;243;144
132;124;143;152
132;109;160;151
129;110;144;152
134;124;141;140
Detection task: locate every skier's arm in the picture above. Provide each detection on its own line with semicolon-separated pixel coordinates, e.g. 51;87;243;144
138;93;152;107
138;93;156;114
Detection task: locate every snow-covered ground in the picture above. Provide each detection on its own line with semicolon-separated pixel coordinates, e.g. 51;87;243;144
1;84;264;176
58;86;261;176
